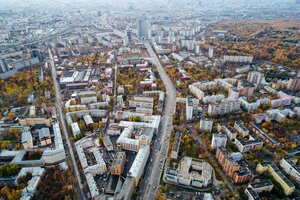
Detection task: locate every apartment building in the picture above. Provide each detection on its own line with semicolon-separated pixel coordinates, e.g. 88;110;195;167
216;148;251;183
116;126;140;152
189;84;205;100
170;132;182;159
287;78;300;91
237;80;255;97
199;119;213;133
217;124;237;140
228;87;239;100
247;71;264;85
234;120;249;137
203;94;225;104
21;131;33;149
164;157;213;188
128;144;150;186
234;135;263;153
211;133;227;149
250;123;280;148
208;100;240;116
280;156;300;184
186;96;194;121
239;97;260;112
216;148;240;177
245;180;274;200
129;96;154;109
111;151;126;176
256;162;295;196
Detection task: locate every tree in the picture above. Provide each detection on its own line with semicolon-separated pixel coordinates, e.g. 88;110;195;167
132;116;142;122
0;164;19;177
99;121;104;128
91;123;99;130
70;100;76;105
8;128;22;138
7;112;16;118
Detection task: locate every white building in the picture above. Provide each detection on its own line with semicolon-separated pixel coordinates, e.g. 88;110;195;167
234;120;249;137
208;48;214;58
38;127;52;146
83;115;94;127
29;106;36;117
71;122;81;136
189;84;205;100
128;144;150;186
228;87;239;100
84;147;107;175
280;156;300;184
199;119;213;133
81;96;97;104
208;100;240;116
211;133;227;149
239;97;260;112
203;94;225;104
164;157;212;188
186;96;194;121
42;123;66;164
247;71;264;85
16;167;45;200
21;131;33;149
137;19;149;39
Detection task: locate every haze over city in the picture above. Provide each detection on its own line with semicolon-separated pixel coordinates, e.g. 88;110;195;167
0;0;299;200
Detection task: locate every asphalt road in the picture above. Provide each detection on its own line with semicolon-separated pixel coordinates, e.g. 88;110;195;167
48;49;86;200
138;42;177;200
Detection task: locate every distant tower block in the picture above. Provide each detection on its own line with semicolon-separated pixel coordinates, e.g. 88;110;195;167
208;48;214;59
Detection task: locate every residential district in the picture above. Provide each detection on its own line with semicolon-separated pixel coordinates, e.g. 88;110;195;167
0;0;300;200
